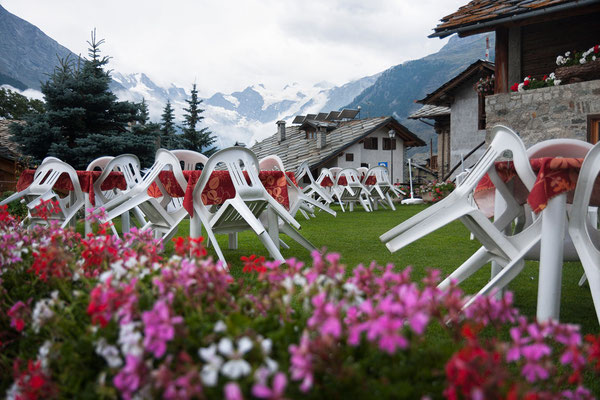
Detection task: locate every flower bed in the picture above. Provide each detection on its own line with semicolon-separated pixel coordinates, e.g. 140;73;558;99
1;202;600;399
416;180;456;203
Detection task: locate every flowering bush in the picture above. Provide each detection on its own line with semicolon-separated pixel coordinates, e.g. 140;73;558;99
474;74;494;95
2;204;600;399
556;45;600;67
416;180;456;203
510;73;561;92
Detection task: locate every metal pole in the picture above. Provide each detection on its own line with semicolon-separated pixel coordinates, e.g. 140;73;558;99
390;145;393;184
408;158;414;198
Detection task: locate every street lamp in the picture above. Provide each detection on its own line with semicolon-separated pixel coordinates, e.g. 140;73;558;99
388;130;396;183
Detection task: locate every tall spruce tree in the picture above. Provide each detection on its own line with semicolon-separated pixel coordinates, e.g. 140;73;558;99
10;31;154;169
181;83;216;155
160;100;177;149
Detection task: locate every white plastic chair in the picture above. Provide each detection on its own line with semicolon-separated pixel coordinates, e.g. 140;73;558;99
259;155;334;251
336;168;372;212
171;149;208;171
84;156;115;234
90;154;148;235
2;159;84;229
364;166;399;211
295;162;334;206
357;167;368;181
96;149;188;242
568;141;600;325
438;137;593;309
192;148;301;264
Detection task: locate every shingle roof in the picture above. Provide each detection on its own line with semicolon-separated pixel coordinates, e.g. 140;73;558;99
250;117;425;172
430;0;593;38
408;105;451;120
418;59;494;106
0;120;21;161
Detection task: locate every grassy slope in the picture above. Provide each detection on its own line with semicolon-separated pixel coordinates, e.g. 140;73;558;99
160;203;597;335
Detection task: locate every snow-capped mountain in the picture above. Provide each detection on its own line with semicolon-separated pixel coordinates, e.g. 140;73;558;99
109;73;380;148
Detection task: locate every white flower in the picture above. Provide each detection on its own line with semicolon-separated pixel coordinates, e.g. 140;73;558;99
261;338;272;355
594;56;597;61
38;340;52;371
5;382;19;400
556;55;565;65
32;298;56;333
565;51;571;57
580;58;587;64
517;83;525;92
199;344;224;387
95;338;123;368
549;72;556;79
554;79;562;86
218;337;253;379
214;320;227;333
118;322;144;357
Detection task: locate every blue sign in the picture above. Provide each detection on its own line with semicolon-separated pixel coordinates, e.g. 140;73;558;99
378;162;388;167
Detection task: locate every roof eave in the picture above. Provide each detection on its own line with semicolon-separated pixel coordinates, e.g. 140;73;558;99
429;0;600;39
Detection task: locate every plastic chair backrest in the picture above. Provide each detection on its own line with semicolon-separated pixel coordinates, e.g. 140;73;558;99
31;160;83;199
86;156;114;172
366;166;390;185
329;167;342;179
96;154;143;191
527;138;593;159
338;168;362;185
357;167;368;180
259;155;286;172
171;149;208;171
194;147;263;199
142;149;188;192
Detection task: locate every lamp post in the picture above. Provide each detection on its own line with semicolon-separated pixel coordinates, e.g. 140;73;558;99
388;129;396;184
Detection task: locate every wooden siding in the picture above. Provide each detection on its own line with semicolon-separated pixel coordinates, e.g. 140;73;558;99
521;12;600;79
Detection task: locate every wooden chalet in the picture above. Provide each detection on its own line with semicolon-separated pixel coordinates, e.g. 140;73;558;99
0;120;22;192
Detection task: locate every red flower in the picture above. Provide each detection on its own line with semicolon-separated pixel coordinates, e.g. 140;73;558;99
241;254;267;274
523;79;530;87
594;44;599;54
542;75;548;81
511;82;519;92
173;236;207;258
13;359;55;400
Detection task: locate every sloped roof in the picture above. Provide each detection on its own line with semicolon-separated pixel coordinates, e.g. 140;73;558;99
418;59;494;106
430;0;597;38
0;120;21;161
250;117;425;172
409;104;451;120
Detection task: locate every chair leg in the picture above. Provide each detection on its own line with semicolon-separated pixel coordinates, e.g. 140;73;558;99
438;247;495;290
279;238;290;250
280;223;317;252
228;233;238;250
258;231;285;262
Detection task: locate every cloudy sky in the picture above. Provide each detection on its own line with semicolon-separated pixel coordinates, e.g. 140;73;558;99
1;0;466;95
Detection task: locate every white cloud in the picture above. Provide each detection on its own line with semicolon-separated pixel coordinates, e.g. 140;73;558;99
0;0;466;95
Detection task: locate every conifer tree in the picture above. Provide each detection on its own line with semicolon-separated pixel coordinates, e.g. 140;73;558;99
181;83;216;155
138;98;150;125
0;87;45;119
10;30;153;169
160;100;177;149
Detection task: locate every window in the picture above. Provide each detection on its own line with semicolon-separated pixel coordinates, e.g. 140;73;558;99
363;137;378;150
360;163;369;168
382;138;397;150
478;92;486;130
588;114;600;144
305;130;315;139
345;153;354;161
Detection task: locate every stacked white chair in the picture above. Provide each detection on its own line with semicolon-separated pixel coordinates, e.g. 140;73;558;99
258;155;334;251
295;161;334;209
84;156;115;234
96;149;189;242
169;150;208;212
1;159;84;229
336;168;372;212
568;141;600;325
191;147;301;264
363;166;401;211
91;154;148;235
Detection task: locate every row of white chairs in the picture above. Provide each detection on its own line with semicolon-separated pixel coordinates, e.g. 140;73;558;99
315;166;403;213
2;148;336;266
380;125;600;324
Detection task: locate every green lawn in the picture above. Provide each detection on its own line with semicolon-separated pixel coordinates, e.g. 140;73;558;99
114;203;598;335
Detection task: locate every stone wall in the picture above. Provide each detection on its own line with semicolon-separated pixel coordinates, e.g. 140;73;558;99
485;80;600;147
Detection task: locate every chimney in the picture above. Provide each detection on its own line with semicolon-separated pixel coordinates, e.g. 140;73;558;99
317;125;326;149
277;120;286;142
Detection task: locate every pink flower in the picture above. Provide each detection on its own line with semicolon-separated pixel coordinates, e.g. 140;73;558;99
288;332;314;392
307;292;342;338
142;300;183;358
113;355;146;400
252;372;287;399
224;382;244;400
8;300;30;332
